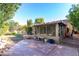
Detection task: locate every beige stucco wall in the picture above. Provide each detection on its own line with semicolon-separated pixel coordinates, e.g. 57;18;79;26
67;22;73;33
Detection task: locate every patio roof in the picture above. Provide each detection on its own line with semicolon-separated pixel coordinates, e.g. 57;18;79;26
34;19;68;26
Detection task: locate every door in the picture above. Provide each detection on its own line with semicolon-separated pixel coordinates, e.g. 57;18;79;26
59;24;66;38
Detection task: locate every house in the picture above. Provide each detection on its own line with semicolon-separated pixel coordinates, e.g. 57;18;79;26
33;20;73;43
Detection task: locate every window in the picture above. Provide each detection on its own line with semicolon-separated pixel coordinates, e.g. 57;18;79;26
47;24;56;36
40;26;46;34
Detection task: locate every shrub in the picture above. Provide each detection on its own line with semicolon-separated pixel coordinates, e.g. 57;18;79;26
11;32;16;35
4;32;12;35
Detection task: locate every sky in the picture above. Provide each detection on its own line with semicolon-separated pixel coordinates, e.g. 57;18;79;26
12;3;72;25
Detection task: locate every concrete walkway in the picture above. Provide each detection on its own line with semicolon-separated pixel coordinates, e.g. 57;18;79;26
4;39;78;56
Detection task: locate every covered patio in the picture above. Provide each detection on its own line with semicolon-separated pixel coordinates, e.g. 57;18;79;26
33;20;67;43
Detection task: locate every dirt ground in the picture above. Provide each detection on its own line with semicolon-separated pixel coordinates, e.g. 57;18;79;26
3;39;78;56
0;35;23;56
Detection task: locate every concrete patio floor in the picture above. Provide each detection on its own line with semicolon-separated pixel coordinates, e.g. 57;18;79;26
4;39;78;56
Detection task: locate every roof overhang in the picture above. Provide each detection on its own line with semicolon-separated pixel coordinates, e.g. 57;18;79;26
34;20;67;26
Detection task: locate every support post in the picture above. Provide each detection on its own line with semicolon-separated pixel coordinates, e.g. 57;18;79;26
56;24;59;43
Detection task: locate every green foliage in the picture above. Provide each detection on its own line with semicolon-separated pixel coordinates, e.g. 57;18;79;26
0;23;9;35
7;20;19;32
4;32;12;35
11;32;17;35
35;18;44;24
67;4;79;31
27;19;33;35
0;3;21;35
21;25;27;31
17;25;27;34
27;27;32;35
0;3;21;22
27;19;33;27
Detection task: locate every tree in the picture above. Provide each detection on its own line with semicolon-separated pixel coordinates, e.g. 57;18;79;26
18;25;27;34
27;19;33;35
0;3;21;35
27;19;33;27
0;22;9;35
35;18;44;24
0;3;21;23
66;4;79;31
7;20;19;32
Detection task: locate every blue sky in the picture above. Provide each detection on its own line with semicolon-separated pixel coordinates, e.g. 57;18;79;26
12;3;72;25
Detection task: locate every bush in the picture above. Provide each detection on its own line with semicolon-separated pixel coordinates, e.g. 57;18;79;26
11;32;16;35
4;32;12;35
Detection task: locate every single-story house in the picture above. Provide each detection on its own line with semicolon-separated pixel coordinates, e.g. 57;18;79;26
33;20;73;43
